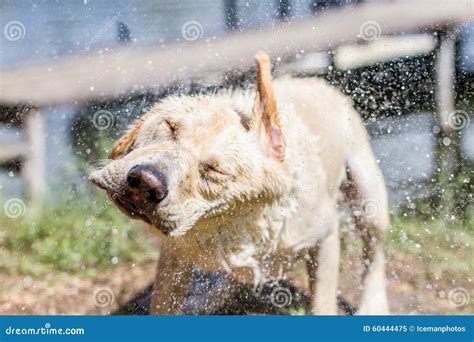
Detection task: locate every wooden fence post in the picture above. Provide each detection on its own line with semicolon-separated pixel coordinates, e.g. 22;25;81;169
22;107;46;204
224;0;238;30
435;30;456;132
434;29;462;216
277;0;291;20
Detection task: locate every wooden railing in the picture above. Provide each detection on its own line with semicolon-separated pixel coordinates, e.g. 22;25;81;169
0;0;472;201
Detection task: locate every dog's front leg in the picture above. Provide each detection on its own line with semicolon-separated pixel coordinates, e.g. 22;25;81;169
306;227;340;315
150;242;193;315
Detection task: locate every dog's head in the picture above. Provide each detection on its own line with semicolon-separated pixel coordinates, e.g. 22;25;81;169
89;52;290;236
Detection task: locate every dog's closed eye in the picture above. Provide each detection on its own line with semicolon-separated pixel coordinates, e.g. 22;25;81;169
198;161;231;197
199;161;229;181
163;119;179;140
199;162;229;176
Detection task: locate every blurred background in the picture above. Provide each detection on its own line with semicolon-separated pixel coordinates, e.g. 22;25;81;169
0;0;472;315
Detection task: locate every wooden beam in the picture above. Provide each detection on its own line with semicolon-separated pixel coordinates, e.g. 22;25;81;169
334;34;437;70
0;0;472;106
0;143;27;161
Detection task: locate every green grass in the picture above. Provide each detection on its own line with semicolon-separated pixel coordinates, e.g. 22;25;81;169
0;187;157;277
387;213;474;282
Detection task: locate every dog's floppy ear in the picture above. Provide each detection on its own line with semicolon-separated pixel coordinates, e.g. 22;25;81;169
251;51;285;162
109;111;154;159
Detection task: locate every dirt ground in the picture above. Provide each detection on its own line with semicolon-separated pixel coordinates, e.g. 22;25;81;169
0;263;156;315
340;252;473;315
0;251;471;315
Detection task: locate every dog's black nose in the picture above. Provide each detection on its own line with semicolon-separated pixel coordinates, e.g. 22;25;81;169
126;165;168;203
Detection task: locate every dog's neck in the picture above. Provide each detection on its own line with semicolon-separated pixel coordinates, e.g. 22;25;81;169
168;192;299;285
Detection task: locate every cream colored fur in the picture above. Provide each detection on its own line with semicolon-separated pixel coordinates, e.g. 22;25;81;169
90;71;389;315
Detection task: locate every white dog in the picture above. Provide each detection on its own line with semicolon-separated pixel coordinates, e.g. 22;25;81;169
90;52;389;315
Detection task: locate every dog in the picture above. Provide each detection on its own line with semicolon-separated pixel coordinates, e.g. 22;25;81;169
90;52;389;315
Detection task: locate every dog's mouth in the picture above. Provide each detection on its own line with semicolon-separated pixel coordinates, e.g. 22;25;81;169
110;191;152;225
111;192;180;235
104;184;239;238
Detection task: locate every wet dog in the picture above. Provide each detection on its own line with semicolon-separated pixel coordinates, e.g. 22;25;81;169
90;52;389;315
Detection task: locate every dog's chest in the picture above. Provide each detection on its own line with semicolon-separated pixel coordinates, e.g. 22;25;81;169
184;202;304;286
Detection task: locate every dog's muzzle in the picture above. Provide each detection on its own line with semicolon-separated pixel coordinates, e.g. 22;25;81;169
108;164;169;225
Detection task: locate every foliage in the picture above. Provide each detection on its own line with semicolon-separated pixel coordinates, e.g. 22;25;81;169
0;188;157;277
388;213;474;279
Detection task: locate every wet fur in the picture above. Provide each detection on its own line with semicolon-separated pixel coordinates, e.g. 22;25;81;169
90;56;389;315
